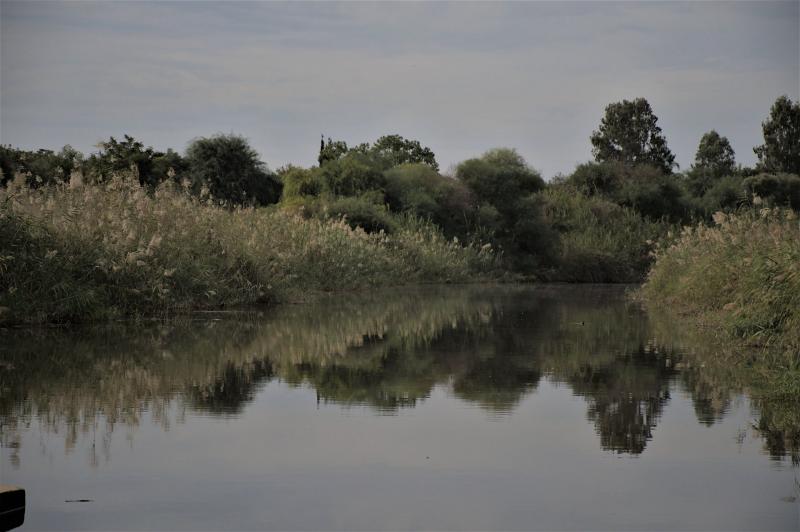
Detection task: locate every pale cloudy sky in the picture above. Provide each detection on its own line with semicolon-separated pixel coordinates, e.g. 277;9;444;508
1;1;798;178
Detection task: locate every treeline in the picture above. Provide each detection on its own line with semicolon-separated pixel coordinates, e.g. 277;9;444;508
2;95;799;283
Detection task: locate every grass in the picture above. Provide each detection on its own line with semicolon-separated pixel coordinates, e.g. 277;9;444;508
0;175;497;323
642;207;800;365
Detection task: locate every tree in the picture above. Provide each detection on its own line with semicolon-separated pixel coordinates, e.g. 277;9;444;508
318;134;438;171
456;148;555;269
318;136;350;166
456;148;544;208
185;134;281;206
85;135;183;188
694;131;736;177
370;134;438;170
0;145;83;186
590;98;676;174
687;131;736;196
754;95;800;174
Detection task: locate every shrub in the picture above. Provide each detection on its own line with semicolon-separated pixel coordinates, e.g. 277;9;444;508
279;165;324;201
325;195;397;234
698;175;747;214
742;173;800;210
319;152;386;197
566;161;625;196
383;163;476;239
540;186;670;282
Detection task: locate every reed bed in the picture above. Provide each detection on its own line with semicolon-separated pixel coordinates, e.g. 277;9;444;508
0;175;496;323
643;208;800;363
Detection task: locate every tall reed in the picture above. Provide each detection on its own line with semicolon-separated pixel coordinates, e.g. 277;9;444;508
0;175;496;323
643;208;800;363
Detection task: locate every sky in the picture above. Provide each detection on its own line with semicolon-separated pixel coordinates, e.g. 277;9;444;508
1;1;798;178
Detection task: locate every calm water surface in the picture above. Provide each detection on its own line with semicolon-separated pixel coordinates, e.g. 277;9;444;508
1;285;798;530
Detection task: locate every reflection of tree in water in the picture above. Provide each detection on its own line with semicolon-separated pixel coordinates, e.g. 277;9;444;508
565;344;677;454
2;285;798;464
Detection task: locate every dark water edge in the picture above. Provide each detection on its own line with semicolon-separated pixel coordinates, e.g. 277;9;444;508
1;284;798;530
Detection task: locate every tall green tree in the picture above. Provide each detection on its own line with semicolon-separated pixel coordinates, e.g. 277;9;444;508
693;131;736;177
754;95;800;174
590;98;676;174
686;130;736;196
185;134;281;206
370;134;438;170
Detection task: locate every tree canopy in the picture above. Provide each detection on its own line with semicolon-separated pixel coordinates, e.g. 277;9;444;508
185;134;281;206
754;95;800;174
693;131;736;177
318;134;438;170
590;98;676;174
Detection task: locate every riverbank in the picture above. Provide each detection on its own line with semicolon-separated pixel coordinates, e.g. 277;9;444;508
641;208;800;368
0;177;497;324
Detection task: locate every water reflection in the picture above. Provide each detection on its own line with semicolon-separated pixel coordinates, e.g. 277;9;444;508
1;284;797;463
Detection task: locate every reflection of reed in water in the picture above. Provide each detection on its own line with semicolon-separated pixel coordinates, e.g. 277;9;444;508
1;284;797;464
647;305;800;464
0;285;504;464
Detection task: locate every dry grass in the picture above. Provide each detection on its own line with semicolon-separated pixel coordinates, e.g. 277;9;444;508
0;175;497;323
643;208;800;363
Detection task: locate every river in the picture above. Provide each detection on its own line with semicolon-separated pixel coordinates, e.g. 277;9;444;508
1;285;797;530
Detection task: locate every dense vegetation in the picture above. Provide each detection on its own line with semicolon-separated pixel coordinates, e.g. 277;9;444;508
1;95;799;327
0;176;495;323
643;208;799;363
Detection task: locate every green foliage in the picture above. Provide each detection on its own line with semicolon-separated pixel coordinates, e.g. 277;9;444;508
566;161;689;222
318;137;350;166
643;208;800;361
615;170;688;222
540;186;670;282
185;134;282;206
698;175;747;214
743;173;800;210
686;130;736;196
566;161;624;196
0;176;496;323
0;145;83;186
370;134;438;170
457;148;544;205
754;95;800;174
383;163;475;239
85;135;180;188
318;134;438;171
278;165;324;200
456;148;552;270
318;151;386;197
590;97;676;174
326;195;396;234
693;130;736;178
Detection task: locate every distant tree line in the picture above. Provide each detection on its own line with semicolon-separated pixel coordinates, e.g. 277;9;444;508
2;95;798;274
